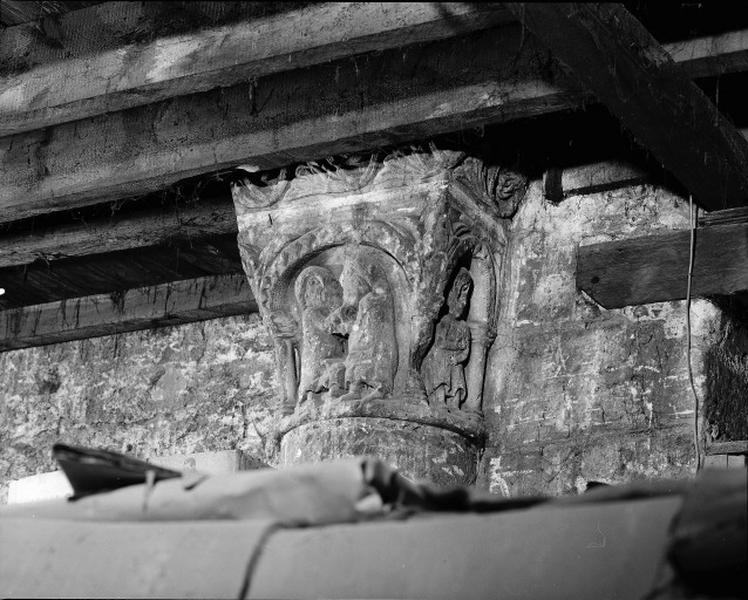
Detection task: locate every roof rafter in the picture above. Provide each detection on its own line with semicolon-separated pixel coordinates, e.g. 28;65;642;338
506;2;748;211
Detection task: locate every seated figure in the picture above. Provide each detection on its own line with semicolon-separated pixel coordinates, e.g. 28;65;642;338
294;265;346;404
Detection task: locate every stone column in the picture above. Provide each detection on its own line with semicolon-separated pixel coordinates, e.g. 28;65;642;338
231;149;527;485
464;320;493;414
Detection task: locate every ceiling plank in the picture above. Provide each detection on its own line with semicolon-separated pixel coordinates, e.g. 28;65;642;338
1;4;745;138
0;2;316;74
0;200;236;268
5;15;747;225
0;1;100;26
665;29;748;79
577;221;748;308
0;273;255;351
506;3;748;211
0;2;512;136
0;233;243;309
0;26;580;224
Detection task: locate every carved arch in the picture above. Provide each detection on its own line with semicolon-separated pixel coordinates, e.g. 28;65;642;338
257;221;418;314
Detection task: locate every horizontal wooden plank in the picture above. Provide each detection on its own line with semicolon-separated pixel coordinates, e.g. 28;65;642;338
0;199;236;268
698;206;748;227
0;233;243;309
577;221;748;308
0;273;255;351
665;29;748;79
0;25;581;224
3;20;747;225
705;441;748;456
1;0;745;139
0;2;293;68
0;2;512;136
507;3;748;211
546;161;650;201
0;0;100;26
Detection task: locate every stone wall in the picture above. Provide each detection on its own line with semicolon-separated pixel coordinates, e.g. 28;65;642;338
480;180;724;496
0;314;276;503
2;176;743;503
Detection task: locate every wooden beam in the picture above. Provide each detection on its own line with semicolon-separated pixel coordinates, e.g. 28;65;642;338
0;273;255;351
0;25;581;224
0;200;236;269
0;233;243;309
698;206;748;227
543;161;650;202
706;441;748;455
576;221;748;308
3;1;748;139
4;15;748;223
0;2;512;136
665;29;748;79
506;3;748;211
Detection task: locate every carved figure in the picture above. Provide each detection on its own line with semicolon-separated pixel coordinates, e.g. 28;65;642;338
294;266;346;403
422;268;473;409
328;250;397;401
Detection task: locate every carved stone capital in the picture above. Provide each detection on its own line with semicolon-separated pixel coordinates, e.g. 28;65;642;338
231;145;527;483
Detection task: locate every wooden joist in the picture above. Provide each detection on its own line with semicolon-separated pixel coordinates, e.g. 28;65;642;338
507;3;748;211
2;1;747;138
0;25;580;224
0;2;512;137
577;221;748;308
0;273;255;351
3;9;748;224
0;200;236;269
543;161;650;202
0;233;243;309
665;29;748;79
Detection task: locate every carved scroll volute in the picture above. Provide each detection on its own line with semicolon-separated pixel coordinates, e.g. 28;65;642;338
452;157;528;219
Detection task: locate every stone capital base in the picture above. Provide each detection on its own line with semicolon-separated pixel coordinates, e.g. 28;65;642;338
276;398;484;486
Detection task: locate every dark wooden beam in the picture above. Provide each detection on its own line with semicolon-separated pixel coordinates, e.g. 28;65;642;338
577;221;748;308
4;10;746;224
0;273;255;351
0;233;242;310
0;2;512;136
0;200;236;269
3;1;748;138
0;1;100;26
506;3;748;211
0;25;580;224
544;161;650;201
666;29;748;79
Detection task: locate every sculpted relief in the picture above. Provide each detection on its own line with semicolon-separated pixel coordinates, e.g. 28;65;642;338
294;265;345;401
232;147;527;417
422;268;473;409
294;250;397;405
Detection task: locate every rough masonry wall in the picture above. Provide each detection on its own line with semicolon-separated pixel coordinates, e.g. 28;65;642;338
2;179;744;504
0;314;275;503
480;180;715;496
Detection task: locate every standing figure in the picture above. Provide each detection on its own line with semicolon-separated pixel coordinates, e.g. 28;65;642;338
328;250;397;402
294;266;346;404
422;268;473;409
